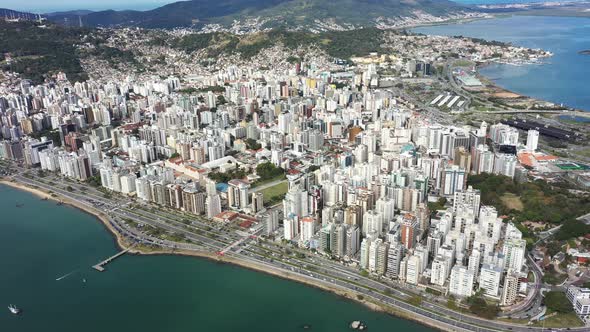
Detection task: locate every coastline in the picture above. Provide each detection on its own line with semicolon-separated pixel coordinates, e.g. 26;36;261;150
412;15;590;114
0;177;468;332
0;178;129;250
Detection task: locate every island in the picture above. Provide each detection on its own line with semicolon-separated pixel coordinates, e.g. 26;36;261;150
579;50;590;55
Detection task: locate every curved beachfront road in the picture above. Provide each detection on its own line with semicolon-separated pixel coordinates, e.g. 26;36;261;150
5;169;588;332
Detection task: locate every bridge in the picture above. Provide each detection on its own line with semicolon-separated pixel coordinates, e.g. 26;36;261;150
92;245;136;272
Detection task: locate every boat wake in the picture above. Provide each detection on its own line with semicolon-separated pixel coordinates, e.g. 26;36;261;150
55;270;77;281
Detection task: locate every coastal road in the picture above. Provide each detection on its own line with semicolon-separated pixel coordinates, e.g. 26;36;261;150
6;170;589;332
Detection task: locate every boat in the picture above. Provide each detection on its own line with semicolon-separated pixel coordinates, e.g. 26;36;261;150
15;203;24;208
350;321;367;330
82;278;87;283
8;304;21;315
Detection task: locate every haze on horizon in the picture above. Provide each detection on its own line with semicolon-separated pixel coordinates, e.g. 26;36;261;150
0;0;178;13
3;0;581;14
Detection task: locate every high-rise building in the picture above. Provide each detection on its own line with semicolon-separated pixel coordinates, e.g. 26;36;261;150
319;223;335;253
386;243;405;279
501;269;520;306
368;238;382;273
473;144;494;175
430;254;449;286
405;254;422;285
362;210;383;236
454;146;472;173
284;216;299;241
263;210;280;236
502;238;526;273
334;224;347;257
300;216;316;243
376;241;390;276
479;264;502;297
401;213;418;250
345;225;360;257
526;130;539;151
493;153;517;178
360;238;372;270
227;179;250;210
206;194;222;218
251;192;264;213
449;265;475;298
440;165;466;196
453;186;481;217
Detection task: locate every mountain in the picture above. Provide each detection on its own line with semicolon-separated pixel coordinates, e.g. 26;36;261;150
0;8;42;21
45;10;94;17
47;0;469;29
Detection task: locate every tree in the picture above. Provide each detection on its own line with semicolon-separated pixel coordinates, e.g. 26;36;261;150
255;162;285;182
447;295;458;310
408;295;423;306
217;95;227;105
547;241;563;257
245;138;262;150
544;291;574;313
467;294;499;319
556;219;590;241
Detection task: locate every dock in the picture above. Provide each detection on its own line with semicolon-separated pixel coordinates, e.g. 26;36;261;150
92;245;135;272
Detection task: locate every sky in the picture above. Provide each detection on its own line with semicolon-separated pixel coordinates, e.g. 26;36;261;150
0;0;179;13
3;0;587;13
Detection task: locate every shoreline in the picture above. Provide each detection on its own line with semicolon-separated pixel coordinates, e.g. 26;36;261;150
0;177;469;332
412;16;590;114
474;61;589;115
0;178;130;250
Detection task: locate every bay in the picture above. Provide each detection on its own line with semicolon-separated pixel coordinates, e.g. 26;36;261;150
413;15;590;111
0;184;432;332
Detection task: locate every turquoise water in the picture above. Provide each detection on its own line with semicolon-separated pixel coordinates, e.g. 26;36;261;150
414;15;590;111
0;184;432;332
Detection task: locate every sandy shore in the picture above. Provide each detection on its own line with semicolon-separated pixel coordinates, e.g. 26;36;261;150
1;177;469;332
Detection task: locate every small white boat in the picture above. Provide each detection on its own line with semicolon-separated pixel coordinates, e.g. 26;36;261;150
8;304;21;315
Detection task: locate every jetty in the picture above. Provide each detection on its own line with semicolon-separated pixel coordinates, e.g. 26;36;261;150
92;245;135;272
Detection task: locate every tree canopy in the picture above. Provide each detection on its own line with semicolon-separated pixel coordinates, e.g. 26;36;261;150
544;291;573;313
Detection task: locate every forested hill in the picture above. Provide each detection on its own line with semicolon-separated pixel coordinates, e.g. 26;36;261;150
47;0;468;29
0;21;89;84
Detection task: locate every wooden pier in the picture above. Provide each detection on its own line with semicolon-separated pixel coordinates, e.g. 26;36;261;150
92;245;135;272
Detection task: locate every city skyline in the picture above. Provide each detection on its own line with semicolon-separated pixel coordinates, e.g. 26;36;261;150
1;2;590;331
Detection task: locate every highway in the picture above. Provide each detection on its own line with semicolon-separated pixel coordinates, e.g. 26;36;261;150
2;165;587;332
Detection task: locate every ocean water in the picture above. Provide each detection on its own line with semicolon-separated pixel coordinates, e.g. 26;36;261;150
0;184;432;332
413;15;590;111
454;0;587;4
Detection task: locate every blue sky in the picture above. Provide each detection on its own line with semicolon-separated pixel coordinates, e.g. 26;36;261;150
3;0;587;13
1;0;178;13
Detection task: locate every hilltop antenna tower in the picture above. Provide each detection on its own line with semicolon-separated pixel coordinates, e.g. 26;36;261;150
79;15;83;28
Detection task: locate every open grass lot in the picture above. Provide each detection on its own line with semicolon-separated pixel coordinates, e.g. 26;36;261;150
532;311;584;328
260;181;288;204
501;193;524;211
